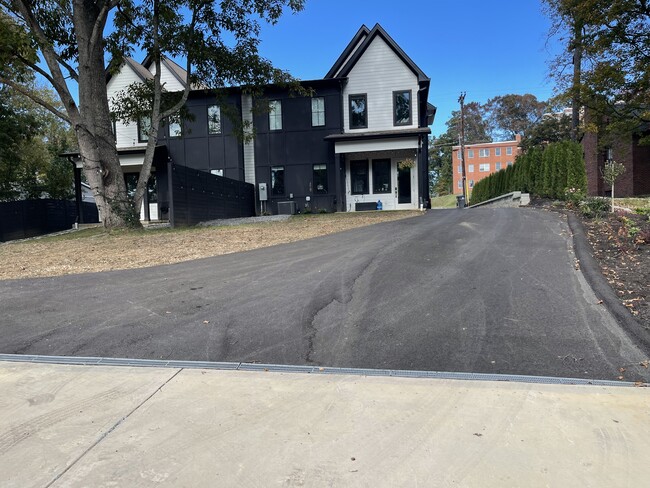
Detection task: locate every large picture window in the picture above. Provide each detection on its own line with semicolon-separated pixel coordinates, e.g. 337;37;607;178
311;97;325;127
372;159;391;194
349;94;367;129
313;164;328;193
350;160;368;194
393;90;412;126
271;166;285;195
269;100;282;130
208;105;221;134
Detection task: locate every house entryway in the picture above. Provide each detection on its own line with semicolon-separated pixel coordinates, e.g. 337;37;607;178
398;166;411;204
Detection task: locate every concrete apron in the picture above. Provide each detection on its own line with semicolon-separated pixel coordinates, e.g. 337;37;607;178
1;361;649;488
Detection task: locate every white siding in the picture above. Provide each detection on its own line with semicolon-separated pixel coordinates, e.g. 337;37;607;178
241;94;256;185
107;63;147;148
332;36;367;78
148;62;186;92
343;36;419;133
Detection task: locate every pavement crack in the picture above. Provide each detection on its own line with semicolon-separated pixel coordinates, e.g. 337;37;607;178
45;368;184;488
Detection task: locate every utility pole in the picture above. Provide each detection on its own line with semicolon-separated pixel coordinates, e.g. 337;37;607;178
458;92;467;206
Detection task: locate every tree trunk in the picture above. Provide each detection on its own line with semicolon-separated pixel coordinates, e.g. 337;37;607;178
72;1;139;229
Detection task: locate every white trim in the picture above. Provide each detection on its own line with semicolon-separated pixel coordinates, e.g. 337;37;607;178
335;137;418;154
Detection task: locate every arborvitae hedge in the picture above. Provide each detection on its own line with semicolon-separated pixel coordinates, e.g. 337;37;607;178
469;141;586;205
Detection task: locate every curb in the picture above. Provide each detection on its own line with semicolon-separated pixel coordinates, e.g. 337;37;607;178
567;212;650;353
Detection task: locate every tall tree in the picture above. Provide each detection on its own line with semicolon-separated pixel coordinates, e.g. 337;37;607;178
445;101;491;145
544;0;650;143
428;134;454;196
0;1;304;229
484;94;546;140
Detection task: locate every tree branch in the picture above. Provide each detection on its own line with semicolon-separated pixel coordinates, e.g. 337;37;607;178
0;76;71;124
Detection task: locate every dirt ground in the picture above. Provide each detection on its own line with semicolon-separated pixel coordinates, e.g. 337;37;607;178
0;211;422;280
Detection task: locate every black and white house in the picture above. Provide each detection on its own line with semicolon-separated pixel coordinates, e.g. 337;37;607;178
86;23;435;222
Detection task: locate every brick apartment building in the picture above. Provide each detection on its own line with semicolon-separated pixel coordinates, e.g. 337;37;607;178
452;135;522;195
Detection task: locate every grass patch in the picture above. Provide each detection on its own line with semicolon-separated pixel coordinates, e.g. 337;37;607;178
614;197;650;210
429;194;458;208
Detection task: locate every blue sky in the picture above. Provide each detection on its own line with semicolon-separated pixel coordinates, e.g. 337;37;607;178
255;0;562;137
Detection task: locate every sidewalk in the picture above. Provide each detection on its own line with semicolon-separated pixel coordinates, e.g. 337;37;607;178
1;360;649;487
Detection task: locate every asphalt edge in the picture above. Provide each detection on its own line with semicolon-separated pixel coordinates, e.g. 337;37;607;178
567;212;650;354
0;353;644;388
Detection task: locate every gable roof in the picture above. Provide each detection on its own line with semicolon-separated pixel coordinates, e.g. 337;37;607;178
325;24;370;79
106;57;153;84
327;23;429;83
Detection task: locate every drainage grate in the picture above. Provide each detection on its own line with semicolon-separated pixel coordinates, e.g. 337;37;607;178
0;354;641;388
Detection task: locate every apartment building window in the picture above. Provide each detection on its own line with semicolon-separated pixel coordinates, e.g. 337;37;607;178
349;94;367;129
495;147;501;156
468;164;474;173
311;97;325;127
506;147;513;155
350;160;368;194
479;163;490;172
469;179;474;188
313;164;328;193
271;166;285;195
507;161;513;167
372;159;391;193
208;105;221;134
393;90;412;126
137;116;151;143
458;180;462;189
168;117;182;138
457;151;463;161
458;164;462;173
269;100;282;130
479;149;490;157
495;162;502;171
468;149;474;158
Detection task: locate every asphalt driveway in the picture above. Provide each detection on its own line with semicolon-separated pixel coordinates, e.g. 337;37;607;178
1;208;648;381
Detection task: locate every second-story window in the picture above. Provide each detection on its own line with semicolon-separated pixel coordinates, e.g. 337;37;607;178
208;105;221;134
269;100;282;130
393;90;412;126
506;146;513;155
311;97;325;127
479;148;490;157
138;116;151;143
168;115;182;138
468;149;474;158
349;94;367;129
495;147;501;156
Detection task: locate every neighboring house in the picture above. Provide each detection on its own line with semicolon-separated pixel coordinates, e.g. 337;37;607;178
582;124;650;198
68;23;436;221
452;135;522;195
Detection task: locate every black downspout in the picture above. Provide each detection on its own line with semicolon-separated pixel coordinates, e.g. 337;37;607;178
167;157;175;228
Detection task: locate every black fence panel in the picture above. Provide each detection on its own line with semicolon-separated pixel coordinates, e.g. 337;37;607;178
0;199;99;242
170;164;255;227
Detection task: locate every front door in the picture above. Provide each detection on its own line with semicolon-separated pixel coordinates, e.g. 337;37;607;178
398;166;411;204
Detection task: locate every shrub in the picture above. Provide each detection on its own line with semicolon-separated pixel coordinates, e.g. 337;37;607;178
579;197;611;218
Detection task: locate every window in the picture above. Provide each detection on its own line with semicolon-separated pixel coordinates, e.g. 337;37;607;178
469;179;474;188
168;118;182;138
349;94;367;129
271;166;285;195
393;90;412;126
506;146;513;155
507;161;513;167
468;149;474;158
457;164;462;173
495;147;501;156
138;116;151;143
457;151;463;161
468;164;474;173
372;159;391;193
313;164;328;193
208;105;221;134
480;163;490;172
350;160;368;194
269;100;282;130
479;149;490;157
458;180;462;188
495;162;502;171
311;97;325;127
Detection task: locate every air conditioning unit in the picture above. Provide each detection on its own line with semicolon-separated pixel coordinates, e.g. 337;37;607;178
277;201;296;215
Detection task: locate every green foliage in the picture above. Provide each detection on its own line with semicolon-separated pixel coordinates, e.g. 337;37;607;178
579;197;611;218
484;94;546;140
469;141;586;205
429;134;454;196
